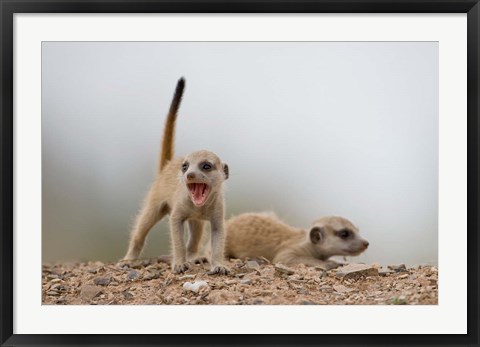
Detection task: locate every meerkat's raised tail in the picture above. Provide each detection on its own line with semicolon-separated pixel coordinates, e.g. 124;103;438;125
159;77;186;171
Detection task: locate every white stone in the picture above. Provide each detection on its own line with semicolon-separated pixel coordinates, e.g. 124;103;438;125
182;280;208;293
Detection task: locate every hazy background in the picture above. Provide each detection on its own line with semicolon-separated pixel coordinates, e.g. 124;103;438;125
42;42;438;266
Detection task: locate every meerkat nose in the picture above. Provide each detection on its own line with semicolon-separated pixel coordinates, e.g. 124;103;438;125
363;240;369;248
187;172;196;180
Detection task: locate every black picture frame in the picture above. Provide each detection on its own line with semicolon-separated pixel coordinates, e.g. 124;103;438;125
1;1;479;346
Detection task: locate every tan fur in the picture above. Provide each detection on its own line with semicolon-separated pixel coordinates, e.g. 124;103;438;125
225;213;369;269
123;78;230;275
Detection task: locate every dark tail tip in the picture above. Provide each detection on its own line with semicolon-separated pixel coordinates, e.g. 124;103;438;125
176;77;185;96
178;77;185;88
170;77;185;112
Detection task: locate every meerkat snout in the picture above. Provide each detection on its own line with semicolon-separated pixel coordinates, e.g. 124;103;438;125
309;216;369;258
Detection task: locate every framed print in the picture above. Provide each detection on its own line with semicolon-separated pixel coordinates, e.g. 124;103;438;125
1;0;479;346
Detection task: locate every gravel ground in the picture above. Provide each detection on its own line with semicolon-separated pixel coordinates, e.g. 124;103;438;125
42;257;438;305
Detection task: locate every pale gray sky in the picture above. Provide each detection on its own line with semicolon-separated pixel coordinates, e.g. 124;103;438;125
42;42;438;266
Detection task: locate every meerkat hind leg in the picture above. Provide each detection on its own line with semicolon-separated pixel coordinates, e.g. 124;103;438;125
123;203;168;261
186;219;209;264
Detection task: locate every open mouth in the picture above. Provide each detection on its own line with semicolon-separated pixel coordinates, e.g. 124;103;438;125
187;183;210;206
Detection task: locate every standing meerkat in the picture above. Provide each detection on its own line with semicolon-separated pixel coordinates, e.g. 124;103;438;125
225;213;369;269
123;78;230;275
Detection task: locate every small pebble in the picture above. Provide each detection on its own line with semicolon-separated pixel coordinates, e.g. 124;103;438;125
144;271;162;280
127;270;140;280
122;291;134;300
388;264;408;272
93;277;111;286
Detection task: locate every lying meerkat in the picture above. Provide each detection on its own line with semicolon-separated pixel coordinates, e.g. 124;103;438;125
225;213;369;269
123;78;230;275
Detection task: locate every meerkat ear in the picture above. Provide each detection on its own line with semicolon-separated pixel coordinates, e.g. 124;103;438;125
223;163;229;180
310;227;324;244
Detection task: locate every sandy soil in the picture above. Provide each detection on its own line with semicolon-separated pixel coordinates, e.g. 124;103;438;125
42;257;438;305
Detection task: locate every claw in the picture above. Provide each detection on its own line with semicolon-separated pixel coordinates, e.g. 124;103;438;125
207;265;231;275
194;257;209;264
172;262;191;274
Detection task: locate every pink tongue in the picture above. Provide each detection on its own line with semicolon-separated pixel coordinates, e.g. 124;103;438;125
193;184;205;204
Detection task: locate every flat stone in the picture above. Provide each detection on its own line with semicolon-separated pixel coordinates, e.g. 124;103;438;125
80;285;102;301
246;260;260;271
336;263;379;279
93;277;111;286
274;264;295;275
240;278;252;285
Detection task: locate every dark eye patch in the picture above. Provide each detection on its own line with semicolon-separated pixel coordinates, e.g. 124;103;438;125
181;162;189;173
336;229;352;239
199;162;214;171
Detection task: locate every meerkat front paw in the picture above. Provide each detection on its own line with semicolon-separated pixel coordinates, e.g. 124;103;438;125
207;264;231;275
172;262;191;274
